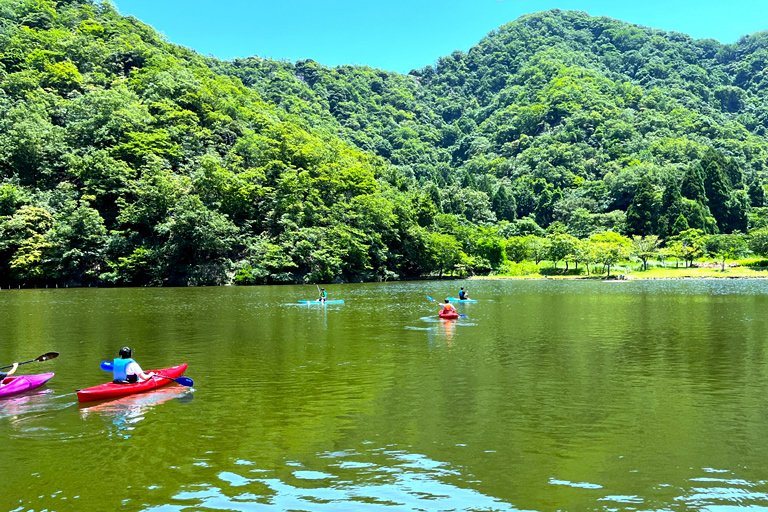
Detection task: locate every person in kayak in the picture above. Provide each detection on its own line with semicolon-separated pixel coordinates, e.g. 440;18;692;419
0;362;18;384
440;299;457;314
318;288;327;302
458;287;470;300
112;347;155;384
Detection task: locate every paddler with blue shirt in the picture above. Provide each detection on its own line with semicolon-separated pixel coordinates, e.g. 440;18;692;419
458;287;471;301
112;346;155;384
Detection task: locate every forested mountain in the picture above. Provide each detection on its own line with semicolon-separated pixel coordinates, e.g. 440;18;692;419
2;1;768;286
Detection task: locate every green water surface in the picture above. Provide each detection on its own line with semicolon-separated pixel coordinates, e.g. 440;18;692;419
2;279;768;511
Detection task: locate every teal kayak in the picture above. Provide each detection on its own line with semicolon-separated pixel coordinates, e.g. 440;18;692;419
298;300;345;304
447;297;477;303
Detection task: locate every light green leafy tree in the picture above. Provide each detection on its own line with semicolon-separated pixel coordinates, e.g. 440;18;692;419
526;235;551;265
505;236;530;263
548;232;579;270
589;231;632;277
630;235;661;271
703;233;749;271
426;232;463;278
670;229;705;268
748;227;768;257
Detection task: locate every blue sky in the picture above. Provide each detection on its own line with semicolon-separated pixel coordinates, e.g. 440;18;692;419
111;0;768;73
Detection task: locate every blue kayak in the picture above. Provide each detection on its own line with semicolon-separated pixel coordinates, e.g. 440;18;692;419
298;300;345;304
447;297;477;303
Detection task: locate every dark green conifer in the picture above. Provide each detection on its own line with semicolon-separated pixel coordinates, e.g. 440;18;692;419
680;163;707;203
670;214;690;236
625;176;657;236
658;177;684;239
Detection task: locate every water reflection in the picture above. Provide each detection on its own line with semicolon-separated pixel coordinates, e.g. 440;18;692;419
79;387;193;439
152;448;521;512
0;388;57;416
438;318;457;347
1;390;80;440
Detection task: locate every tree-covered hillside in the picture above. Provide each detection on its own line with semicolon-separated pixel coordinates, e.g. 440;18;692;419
0;0;444;286
2;1;768;286
215;10;768;237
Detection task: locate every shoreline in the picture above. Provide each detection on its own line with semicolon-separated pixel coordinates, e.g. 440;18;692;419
471;275;768;281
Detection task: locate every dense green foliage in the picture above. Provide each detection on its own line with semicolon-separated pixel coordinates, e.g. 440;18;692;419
3;2;768;285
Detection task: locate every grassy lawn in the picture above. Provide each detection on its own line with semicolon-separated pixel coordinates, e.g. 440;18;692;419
628;265;768;279
474;261;768;280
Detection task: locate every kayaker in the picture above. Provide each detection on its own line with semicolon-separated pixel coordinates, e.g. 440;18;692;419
440;299;457;314
458;287;470;300
318;288;327;302
112;347;155;384
0;362;18;384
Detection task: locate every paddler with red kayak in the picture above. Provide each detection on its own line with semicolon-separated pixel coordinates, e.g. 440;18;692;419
439;298;460;319
112;346;156;384
78;348;192;403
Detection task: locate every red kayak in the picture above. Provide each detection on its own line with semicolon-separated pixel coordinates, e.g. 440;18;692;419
439;311;460;319
77;364;188;403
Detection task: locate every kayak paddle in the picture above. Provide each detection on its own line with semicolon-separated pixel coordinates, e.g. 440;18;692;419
0;351;59;370
427;296;467;318
154;374;194;387
100;360;194;387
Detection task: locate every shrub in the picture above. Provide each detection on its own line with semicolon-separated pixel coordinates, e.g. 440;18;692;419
740;258;768;267
492;261;541;276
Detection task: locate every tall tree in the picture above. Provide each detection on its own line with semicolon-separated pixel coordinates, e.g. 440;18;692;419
701;158;732;232
724;190;749;233
748;179;766;208
658;178;684;239
625;176;657;236
491;185;516;222
680;163;707;204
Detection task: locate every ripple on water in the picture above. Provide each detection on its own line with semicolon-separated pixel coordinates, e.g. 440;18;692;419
148;448;526;512
1;391;87;441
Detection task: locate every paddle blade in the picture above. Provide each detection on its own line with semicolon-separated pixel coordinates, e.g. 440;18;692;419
100;360;113;371
175;377;194;387
36;352;59;362
427;296;435;302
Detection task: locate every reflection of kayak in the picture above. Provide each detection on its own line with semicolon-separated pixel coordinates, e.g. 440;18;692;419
439;311;460;319
0;373;54;399
447;297;477;303
77;364;188;403
80;386;190;414
298;300;345;304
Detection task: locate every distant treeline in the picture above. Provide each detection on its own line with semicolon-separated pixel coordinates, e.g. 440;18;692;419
2;1;768;286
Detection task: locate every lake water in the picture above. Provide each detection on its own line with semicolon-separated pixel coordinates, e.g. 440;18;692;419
2;279;768;511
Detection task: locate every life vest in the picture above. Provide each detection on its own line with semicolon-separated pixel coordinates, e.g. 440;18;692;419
443;304;456;313
113;358;135;381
